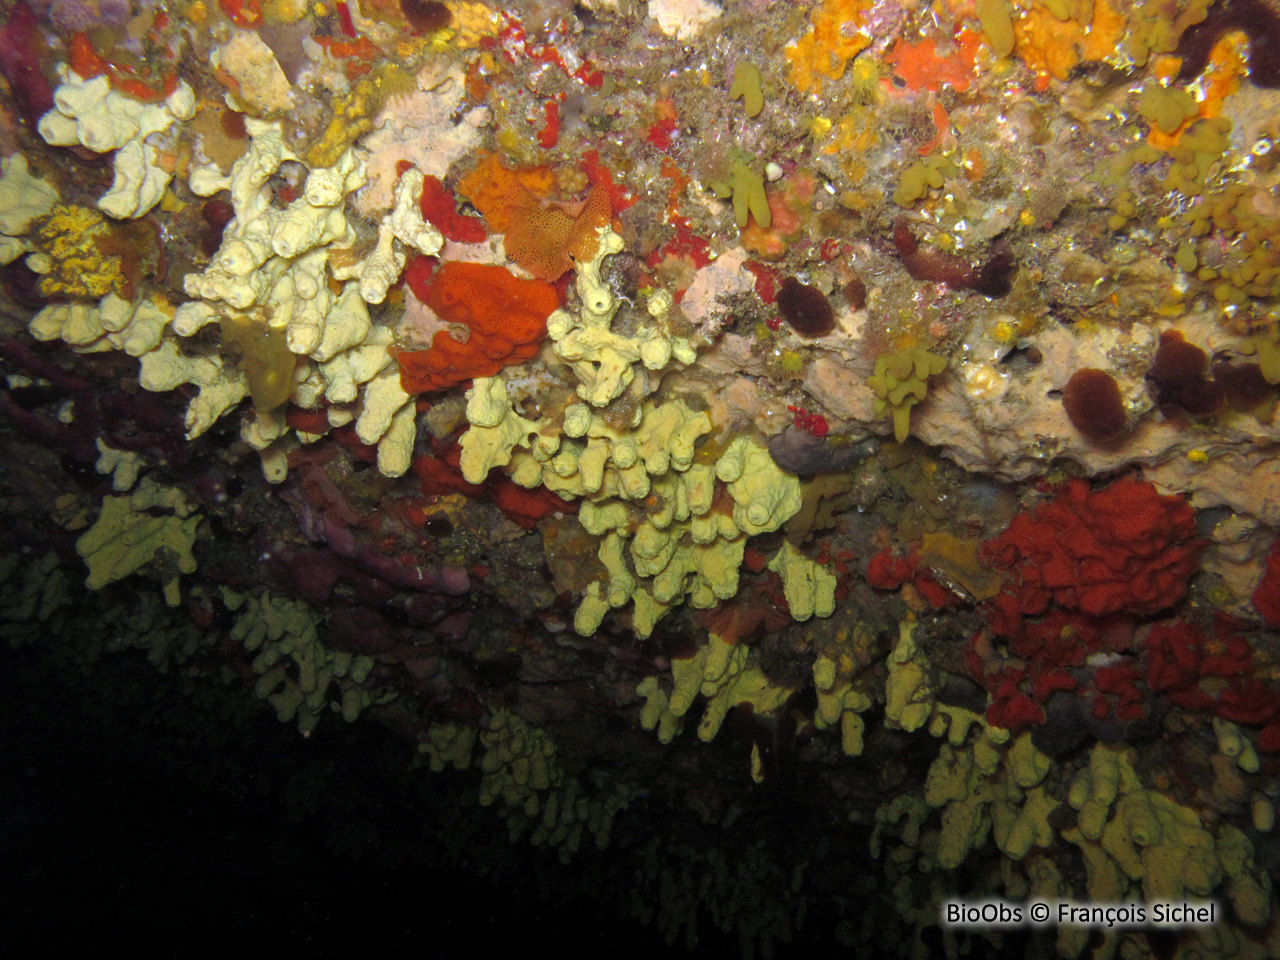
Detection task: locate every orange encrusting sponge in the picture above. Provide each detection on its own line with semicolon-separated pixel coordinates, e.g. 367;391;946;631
502;183;612;281
457;152;612;281
396;261;561;393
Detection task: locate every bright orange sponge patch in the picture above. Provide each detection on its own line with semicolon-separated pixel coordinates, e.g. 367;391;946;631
396;262;561;393
457;152;612;280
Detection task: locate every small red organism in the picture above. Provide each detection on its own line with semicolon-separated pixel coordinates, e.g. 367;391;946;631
843;276;867;310
1215;679;1280;727
200;198;236;256
647;217;714;271
743;261;780;304
335;0;357;36
914;101;954;157
1094;661;1144;704
537;100;560;149
402;254;438;302
311;35;380;79
867;548;916;590
573;61;604;88
866;546;956;607
646;98;679;150
1031;669;1076;701
418;176;487;243
580;149;636;212
220;107;248;140
1144;619;1203;694
285;406;331;435
219;0;264;27
1261;723;1280;753
413;442;572;529
786;405;830;438
818;238;846;262
68;31;107;79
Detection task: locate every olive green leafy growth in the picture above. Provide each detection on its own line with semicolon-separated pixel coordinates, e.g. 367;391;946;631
975;0;1014;58
729;62;764;118
893;154;958;208
1137;83;1198;136
868;348;947;443
709;159;771;230
1240;332;1280;385
76;484;200;606
1174;240;1198;272
1159;116;1232;194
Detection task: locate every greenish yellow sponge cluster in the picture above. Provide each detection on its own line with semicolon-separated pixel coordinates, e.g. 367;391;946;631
418;722;477;772
924;730;1056;870
1241;332;1280;384
728;62;764;118
226;587;384;734
1;549;211;678
1154;117;1280;307
510;776;631;863
893;154;958;208
1136;83;1199;136
636;634;792;747
103;585;209;671
632;841;805;958
462;376;805;638
479;708;559;808
709;159;771;230
868;348;947;444
884;619;935;731
76;480;201;606
1159;117;1232;195
546;230;698;407
769;541;836;621
1061;743;1269;918
461;377;711;501
575;434;803;637
812;654;872;756
478;710;629;862
0;550;70;647
861;714;1276;959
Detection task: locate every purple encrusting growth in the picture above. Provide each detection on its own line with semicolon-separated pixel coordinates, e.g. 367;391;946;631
29;0;134;35
893;217;1016;297
768;425;878;476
